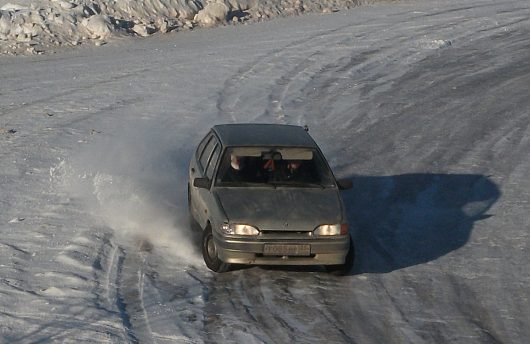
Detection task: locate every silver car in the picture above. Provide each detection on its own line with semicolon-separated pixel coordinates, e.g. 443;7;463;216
188;124;354;273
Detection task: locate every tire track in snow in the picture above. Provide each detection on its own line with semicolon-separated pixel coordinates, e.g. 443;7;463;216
116;247;140;344
216;11;419;123
260;54;321;123
116;244;155;344
215;13;435;130
90;231;122;316
201;269;361;343
0;67;151;117
215;19;374;122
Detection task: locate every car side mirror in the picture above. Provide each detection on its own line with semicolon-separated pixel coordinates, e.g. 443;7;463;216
193;177;211;189
337;178;353;190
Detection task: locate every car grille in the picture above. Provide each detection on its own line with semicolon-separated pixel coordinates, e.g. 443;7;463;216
259;230;313;239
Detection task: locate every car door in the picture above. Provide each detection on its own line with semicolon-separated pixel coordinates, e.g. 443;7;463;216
192;134;222;227
189;132;211;221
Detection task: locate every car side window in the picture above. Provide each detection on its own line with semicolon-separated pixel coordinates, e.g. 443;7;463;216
198;136;216;171
196;133;211;160
205;144;221;180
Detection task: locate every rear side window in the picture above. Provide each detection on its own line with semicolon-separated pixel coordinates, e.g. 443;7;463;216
196;134;212;162
205;144;221;179
195;133;212;160
199;136;216;171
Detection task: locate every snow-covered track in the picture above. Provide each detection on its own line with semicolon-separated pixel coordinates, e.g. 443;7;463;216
1;0;529;342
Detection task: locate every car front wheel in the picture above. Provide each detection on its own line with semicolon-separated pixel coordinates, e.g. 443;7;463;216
202;225;229;273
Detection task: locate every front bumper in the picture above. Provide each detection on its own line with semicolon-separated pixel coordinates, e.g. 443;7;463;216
214;232;350;266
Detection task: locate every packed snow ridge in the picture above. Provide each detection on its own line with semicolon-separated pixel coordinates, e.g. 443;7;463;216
0;0;368;55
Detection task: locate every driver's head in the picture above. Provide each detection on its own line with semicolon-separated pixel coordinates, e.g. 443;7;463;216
231;154;243;170
287;161;301;171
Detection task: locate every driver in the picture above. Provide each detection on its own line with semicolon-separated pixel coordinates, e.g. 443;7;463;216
283;160;313;182
285;160;301;180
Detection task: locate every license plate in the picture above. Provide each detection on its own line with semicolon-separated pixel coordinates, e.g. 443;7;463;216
263;244;311;256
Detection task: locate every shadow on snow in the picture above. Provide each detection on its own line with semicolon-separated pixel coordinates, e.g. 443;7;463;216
342;173;500;274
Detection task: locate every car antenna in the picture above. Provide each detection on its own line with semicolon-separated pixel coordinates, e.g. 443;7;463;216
304;125;309;132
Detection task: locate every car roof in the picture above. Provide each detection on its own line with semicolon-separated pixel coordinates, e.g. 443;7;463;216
212;124;318;148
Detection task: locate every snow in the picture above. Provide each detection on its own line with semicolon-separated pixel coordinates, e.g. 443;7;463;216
1;0;530;342
195;2;230;28
0;0;363;55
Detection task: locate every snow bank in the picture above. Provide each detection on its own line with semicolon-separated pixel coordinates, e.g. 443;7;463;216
0;0;364;55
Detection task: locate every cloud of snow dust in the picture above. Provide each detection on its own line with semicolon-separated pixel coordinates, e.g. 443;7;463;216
54;122;201;265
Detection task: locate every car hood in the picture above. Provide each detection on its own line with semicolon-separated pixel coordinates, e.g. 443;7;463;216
214;187;343;231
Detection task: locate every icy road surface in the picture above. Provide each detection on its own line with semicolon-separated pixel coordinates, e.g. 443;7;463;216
1;0;529;342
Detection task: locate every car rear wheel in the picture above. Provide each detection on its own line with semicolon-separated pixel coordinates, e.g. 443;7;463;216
202;225;229;272
325;235;354;275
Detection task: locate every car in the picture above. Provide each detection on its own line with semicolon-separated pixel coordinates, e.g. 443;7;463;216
188;123;354;273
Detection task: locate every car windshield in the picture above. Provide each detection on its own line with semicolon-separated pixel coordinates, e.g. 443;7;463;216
215;147;336;188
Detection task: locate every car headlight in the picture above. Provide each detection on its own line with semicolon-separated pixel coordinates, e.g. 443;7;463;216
221;223;260;236
313;224;348;236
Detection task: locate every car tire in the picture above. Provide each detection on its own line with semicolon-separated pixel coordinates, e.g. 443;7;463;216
202;225;229;273
325;235;354;276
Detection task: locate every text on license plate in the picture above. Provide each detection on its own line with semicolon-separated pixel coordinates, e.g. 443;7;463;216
263;244;311;256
